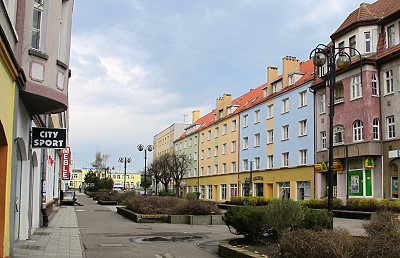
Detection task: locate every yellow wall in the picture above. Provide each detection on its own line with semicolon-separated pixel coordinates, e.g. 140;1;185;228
0;39;18;257
185;166;315;202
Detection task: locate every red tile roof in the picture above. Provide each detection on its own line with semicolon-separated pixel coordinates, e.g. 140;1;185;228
332;0;400;39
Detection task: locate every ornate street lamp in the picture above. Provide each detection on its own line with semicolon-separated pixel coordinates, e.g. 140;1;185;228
310;43;362;213
137;144;154;196
118;157;131;190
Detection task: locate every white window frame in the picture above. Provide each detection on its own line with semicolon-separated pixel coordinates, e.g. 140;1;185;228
254;157;260;170
207;166;211;175
267;129;274;144
254;110;260;124
230;184;238;197
207;130;211;140
214;164;218;175
215;127;219;138
387;24;395;48
207;185;213;200
387;115;396;139
243;137;248;149
353;120;364;142
243;115;248;128
214;146;218;157
299;120;307;136
200;150;204;160
385;70;394;94
222;143;227;155
299;149;307;165
32;0;44;50
231;120;237;132
282;125;289;141
231;162;236;173
299;91;307;108
243;159;249;171
222;163;227;174
297;181;311;201
351;75;362;100
267;104;274;119
220;184;227;200
254;133;260;147
282;152;289;167
282;98;289;114
320;93;326;114
207;148;211;158
267;155;274;169
373;118;380;140
365;31;371;53
222;124;227;135
372;73;379;96
321;131;327;150
334;125;345;145
231;141;236;153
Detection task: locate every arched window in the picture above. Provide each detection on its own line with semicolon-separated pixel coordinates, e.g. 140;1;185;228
373;118;380;140
353;120;364;142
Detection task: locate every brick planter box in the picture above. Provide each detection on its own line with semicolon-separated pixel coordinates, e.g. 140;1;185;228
97;200;118;205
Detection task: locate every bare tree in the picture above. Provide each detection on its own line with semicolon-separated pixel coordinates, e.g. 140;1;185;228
148;161;161;195
157;153;172;193
169;153;190;196
92;150;110;177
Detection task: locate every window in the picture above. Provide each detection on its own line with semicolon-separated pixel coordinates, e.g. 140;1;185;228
200;150;204;160
334;125;345;145
282;125;289;140
194;152;198;161
200;167;204;176
194;136;198;145
254;133;260;147
387;115;396;139
230;184;238;197
214;146;218;157
207;166;211;175
299;91;307;107
194;168;198;177
207;185;213;200
372;73;379;96
351;75;362;99
373;118;380;140
320;94;326;114
282;98;289;113
267;104;274;119
353;120;364;142
321;131;327;150
201;133;204;143
254;110;260;124
243;115;248;127
207;148;211;158
188;138;192;147
338;41;345;51
215;127;219;138
231;162;236;173
254;157;260;170
299;149;307;165
279;182;290;198
222;163;226;174
222;143;227;154
297;181;311;201
243;159;249;171
282;152;289;167
349;35;356;56
365;31;371;53
243;137;248;149
267;129;274;144
231;120;237;131
385;70;394;94
32;0;44;50
299;120;307;136
222;124;227;135
214;165;218;174
218;109;223;119
207;130;211;140
267;155;274;169
200;185;205;198
231;141;236;153
220;184;227;200
387;24;395;48
334;84;344;104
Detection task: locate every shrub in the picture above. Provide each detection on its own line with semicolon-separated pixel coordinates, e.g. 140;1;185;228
223;206;270;241
126;196;185;214
280;228;355;257
301;208;332;230
172;200;221;215
302;197;343;210
263;198;304;238
346;198;380;211
185;192;198;201
378;199;400;212
229;196;244;205
85;185;97;192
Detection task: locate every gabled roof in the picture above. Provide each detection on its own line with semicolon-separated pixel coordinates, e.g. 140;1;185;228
332;0;400;39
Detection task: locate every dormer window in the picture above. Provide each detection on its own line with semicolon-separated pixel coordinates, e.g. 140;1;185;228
219;109;223;119
387;24;395;48
349;35;356;56
289;75;295;85
364;32;371;53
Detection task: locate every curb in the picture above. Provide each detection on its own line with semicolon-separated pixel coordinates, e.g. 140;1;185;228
218;240;268;258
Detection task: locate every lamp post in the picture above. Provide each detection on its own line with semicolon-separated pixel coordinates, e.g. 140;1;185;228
249;161;253;197
137;144;154;196
118;157;131;190
310;43;361;213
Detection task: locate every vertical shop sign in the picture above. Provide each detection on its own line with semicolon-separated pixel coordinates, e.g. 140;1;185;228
62;147;70;180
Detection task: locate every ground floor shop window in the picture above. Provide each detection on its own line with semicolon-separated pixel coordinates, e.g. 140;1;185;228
297;181;311;200
200;185;205;199
254;183;263;196
207;185;213;200
230;184;237;197
220;184;227;200
278;182;290;198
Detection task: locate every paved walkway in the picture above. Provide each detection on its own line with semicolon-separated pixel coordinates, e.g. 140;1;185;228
13;203;83;258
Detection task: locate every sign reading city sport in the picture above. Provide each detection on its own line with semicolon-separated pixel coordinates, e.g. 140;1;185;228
31;127;67;149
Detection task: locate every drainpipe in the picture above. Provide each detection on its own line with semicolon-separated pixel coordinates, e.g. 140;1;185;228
40;115;49;227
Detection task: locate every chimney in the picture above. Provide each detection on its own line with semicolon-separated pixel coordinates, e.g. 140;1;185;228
266;66;278;96
216;94;232;119
192;110;200;123
282;56;300;88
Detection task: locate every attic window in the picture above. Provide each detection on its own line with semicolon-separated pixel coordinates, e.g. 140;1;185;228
244;101;249;107
251;97;257;103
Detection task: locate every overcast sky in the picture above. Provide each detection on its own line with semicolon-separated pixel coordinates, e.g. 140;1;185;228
69;0;374;173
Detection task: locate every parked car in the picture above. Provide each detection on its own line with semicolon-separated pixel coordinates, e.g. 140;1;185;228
61;190;76;205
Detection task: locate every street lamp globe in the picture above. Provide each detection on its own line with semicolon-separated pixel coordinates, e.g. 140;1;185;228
336;54;351;70
312;51;327;67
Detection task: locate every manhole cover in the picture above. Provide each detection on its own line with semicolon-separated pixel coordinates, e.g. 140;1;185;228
130;235;203;243
98;243;125;247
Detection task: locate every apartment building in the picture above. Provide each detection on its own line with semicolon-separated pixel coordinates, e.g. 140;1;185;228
0;0;74;256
